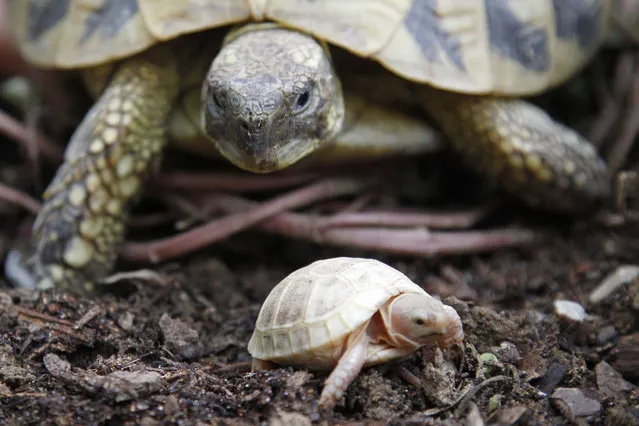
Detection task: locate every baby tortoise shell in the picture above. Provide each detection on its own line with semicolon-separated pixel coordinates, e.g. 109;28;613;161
248;257;463;409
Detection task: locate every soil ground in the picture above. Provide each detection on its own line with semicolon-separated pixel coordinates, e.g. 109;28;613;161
0;53;638;426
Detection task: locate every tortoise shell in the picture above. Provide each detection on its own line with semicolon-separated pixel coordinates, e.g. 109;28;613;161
8;0;611;95
247;257;436;369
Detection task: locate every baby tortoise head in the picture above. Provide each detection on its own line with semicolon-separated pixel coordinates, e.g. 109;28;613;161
386;293;464;349
203;25;345;173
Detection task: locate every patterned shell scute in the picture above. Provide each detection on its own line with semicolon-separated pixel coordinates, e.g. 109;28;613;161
553;0;604;48
368;0;610;95
23;0;70;42
7;0;256;68
79;0;139;46
9;0;611;92
248;257;426;361
485;0;550;73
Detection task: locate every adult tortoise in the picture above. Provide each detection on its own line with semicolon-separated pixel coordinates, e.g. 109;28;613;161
8;0;611;294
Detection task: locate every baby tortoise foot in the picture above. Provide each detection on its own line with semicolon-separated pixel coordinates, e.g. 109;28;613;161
250;359;276;371
422;89;611;213
32;48;180;295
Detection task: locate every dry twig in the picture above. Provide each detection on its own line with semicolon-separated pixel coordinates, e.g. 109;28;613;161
121;178;368;263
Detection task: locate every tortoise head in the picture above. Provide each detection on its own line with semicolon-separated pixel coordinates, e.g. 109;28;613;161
202;25;345;173
388;293;464;349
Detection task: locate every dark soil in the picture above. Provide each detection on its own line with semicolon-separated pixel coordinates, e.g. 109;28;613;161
1;53;638;426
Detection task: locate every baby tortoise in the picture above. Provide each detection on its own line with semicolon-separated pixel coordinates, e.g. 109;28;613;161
248;257;463;410
7;1;613;293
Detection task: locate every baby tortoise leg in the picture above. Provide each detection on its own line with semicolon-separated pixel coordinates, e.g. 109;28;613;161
318;323;368;410
421;89;611;213
251;358;277;370
32;47;180;295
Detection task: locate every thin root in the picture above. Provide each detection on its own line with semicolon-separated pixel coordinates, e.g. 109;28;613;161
121;178;368;263
606;59;639;172
0;107;63;161
190;194;541;256
318;205;495;230
152;170;318;193
0;181;40;213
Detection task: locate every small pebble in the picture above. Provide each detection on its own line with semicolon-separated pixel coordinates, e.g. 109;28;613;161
158;313;200;360
117;311;135;331
596;325;618;346
139;416;159;426
553;300;587;322
551;387;601;418
465;402;484;426
488;406;527;424
492;341;522;366
589;265;639;304
84;370;163;403
535;361;569;394
43;353;71;377
596;361;635;398
4;250;35;289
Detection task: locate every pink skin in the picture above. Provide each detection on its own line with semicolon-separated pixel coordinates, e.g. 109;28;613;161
381;294;464;349
318;323;369;409
318;293;463;410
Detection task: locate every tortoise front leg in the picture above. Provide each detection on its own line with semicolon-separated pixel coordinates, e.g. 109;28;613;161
421;89;611;212
32;48;180;295
318;323;369;410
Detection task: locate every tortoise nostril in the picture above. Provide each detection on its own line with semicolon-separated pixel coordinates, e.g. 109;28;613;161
213;92;224;109
239;120;250;133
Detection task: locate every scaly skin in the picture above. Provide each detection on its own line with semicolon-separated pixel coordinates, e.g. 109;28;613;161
27;23;612;293
32;47;180;294
420;88;611;212
206;26;611;213
203;24;344;173
318;323;368;410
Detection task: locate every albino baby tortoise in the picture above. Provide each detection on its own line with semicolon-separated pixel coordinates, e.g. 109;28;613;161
7;1;614;294
248;257;463;410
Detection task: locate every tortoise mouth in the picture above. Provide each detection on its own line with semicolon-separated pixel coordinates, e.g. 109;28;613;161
210;132;322;173
417;331;461;349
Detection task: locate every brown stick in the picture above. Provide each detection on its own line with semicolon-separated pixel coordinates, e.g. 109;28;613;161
205;195;540;256
589;53;634;147
0;108;63;161
121;178;367;263
152;170;318;193
0;181;40;213
318;205;494;230
607;64;639;172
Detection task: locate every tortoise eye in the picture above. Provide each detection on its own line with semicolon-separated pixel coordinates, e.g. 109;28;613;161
414;319;425;326
294;87;312;113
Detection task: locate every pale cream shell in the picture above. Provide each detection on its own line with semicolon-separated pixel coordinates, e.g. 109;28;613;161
247;257;430;369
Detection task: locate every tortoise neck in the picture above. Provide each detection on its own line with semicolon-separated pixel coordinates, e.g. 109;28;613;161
373;295;422;349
